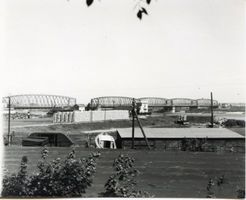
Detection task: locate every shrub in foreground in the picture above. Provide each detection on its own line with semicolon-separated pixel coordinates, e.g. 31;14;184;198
2;147;99;197
222;119;245;127
103;154;153;197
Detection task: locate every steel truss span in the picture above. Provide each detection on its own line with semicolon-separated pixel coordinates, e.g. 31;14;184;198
2;94;76;109
141;97;218;107
171;98;198;107
139;97;169;107
90;96;219;108
196;98;219;107
90;96;136;108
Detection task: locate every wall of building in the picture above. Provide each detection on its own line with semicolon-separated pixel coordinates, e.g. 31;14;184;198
28;132;73;147
53;112;74;123
53;110;129;123
118;138;245;152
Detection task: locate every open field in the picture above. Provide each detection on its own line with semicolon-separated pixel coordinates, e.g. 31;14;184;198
3;117;53;128
4;111;244;131
2;112;245;198
228;127;245;136
3;115;179;137
168;112;245;121
3;147;245;198
3;114;245;146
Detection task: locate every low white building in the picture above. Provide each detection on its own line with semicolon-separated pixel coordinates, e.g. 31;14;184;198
139;100;149;114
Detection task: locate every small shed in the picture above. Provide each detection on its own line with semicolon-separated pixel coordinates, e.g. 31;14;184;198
80;129;118;148
116;128;245;152
95;133;117;149
22;132;74;147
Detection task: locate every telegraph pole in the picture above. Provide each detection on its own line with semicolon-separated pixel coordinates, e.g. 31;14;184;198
131;98;135;149
134;110;151;150
131;98;150;150
210;92;214;128
8;96;11;145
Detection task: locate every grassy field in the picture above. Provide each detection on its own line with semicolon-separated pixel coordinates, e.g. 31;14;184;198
2;114;245;198
3;115;179;145
3;147;245;198
3;113;214;135
3;117;53;128
4;114;245;146
227;127;245;136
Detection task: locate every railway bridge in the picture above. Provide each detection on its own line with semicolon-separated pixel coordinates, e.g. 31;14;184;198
90;96;219;111
90;96;136;109
2;94;76;109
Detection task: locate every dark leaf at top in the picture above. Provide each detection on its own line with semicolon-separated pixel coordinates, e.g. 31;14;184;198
86;0;94;6
146;0;151;4
137;10;142;20
141;7;148;15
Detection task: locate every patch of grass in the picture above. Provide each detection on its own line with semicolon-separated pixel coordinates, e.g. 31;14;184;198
3;147;245;198
227;127;245;136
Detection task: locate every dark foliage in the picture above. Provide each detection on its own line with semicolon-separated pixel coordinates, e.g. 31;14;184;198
2;147;99;197
137;10;142;20
237;189;245;199
86;0;93;7
141;7;148;15
222;119;245;128
2;156;29;196
206;178;215;198
146;0;151;4
181;138;207;152
84;0;152;20
137;7;149;20
205;175;242;198
102;154;153;197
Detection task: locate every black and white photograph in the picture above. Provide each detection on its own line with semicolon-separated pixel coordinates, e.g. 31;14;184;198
0;0;245;198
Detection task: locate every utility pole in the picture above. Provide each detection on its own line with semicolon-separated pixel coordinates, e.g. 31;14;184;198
8;96;11;145
210;92;214;128
134;110;151;150
131;98;135;149
131;98;151;150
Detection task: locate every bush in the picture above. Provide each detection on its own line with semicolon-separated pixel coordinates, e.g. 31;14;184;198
2;147;99;197
181;138;207;152
2;156;29;196
206;175;225;198
237;189;245;198
222;119;245;127
102;154;153;198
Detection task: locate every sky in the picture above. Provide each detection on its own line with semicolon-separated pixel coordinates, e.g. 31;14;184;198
0;0;245;104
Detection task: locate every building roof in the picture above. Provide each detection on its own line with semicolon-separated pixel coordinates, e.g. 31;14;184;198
77;104;86;107
82;129;117;134
116;128;244;139
96;133;115;142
